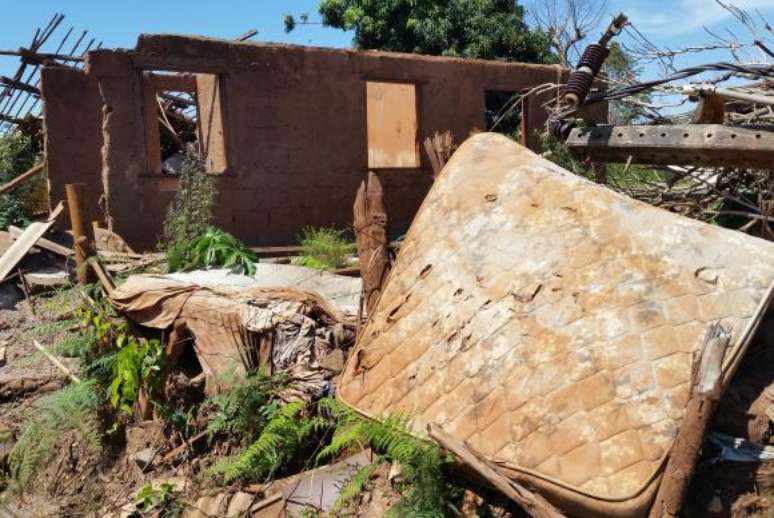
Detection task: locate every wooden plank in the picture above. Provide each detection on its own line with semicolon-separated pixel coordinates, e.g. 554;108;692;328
565;124;774;168
0;202;63;282
249;245;303;258
9;225;73;256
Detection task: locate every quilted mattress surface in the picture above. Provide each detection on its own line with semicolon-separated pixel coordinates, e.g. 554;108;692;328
338;133;774;516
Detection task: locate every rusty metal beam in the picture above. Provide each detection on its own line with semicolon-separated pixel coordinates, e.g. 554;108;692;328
566;124;774;168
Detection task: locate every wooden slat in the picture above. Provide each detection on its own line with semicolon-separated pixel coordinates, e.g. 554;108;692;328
9;225;72;256
0;202;63;281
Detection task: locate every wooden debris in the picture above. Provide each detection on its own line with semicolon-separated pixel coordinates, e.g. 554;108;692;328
160;430;208;464
692;93;726;124
0;162;44;195
428;423;564;518
353;171;391;315
65;183;96;285
9;225;72;256
32;339;81;384
648;322;733;518
90;260;116;296
423;130;455;178
0;202;63;282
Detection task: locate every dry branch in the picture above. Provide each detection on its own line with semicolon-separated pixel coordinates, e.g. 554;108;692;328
428;423;564;518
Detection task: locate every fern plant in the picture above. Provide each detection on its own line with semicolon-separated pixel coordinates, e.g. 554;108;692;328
204;368;283;441
210;401;326;484
330;461;380;515
167;226;256;275
317;398;456;518
9;382;102;491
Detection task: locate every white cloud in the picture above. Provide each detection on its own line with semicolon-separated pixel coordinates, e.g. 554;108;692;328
617;0;774;36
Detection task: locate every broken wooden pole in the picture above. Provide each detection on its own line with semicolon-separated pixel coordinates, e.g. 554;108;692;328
648;322;732;518
428;424;564;518
32;339;82;384
0;162;44;195
65;183;96;285
353;171;391;315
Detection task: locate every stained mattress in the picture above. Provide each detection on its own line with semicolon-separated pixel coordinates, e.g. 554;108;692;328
338;132;774;516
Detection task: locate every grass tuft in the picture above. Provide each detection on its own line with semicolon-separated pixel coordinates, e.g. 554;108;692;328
298;227;355;270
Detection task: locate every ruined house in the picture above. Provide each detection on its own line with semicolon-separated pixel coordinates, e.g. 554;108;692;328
40;34;568;250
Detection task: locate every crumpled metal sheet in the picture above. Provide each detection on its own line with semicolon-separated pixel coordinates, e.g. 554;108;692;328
338;133;774;516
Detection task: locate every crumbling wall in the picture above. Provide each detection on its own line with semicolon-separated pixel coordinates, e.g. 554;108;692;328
72;36;566;250
40;67;103;223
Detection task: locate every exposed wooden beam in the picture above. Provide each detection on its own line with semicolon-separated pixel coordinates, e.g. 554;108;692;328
0;75;40;96
565;124;774;169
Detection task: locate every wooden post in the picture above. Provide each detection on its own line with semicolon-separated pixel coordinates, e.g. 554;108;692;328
65;183;96;285
648;322;732;518
353;172;391;315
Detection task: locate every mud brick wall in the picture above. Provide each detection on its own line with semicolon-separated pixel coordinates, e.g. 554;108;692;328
45;35;570;250
40;67;104;224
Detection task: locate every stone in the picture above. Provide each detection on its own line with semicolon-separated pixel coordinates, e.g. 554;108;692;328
129;447;155;469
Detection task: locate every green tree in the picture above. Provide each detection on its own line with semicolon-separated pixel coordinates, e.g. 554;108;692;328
0;131;41;229
287;0;556;63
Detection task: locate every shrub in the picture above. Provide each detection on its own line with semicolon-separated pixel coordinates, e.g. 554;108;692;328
204;368;284;442
109;336;164;415
0;131;41;229
167;226;257;275
298;227;355;270
9;382;102;490
160;151;215;254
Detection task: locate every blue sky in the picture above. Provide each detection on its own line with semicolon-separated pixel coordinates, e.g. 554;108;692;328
1;0;773;110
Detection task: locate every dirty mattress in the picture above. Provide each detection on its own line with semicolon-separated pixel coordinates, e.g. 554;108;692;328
338;132;774;516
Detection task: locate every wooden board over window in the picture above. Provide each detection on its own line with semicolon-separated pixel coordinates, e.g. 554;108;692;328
366;81;419;169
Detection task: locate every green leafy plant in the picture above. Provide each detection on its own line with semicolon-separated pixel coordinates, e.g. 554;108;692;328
286;0;555;64
210;401;326;484
161;151;215;251
318;398;456;517
9;382;102;491
110;336;164;415
204;368;284;441
0;131;41;229
167;226;257;275
298;227;355;270
330;461;380;515
136;481;182;517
